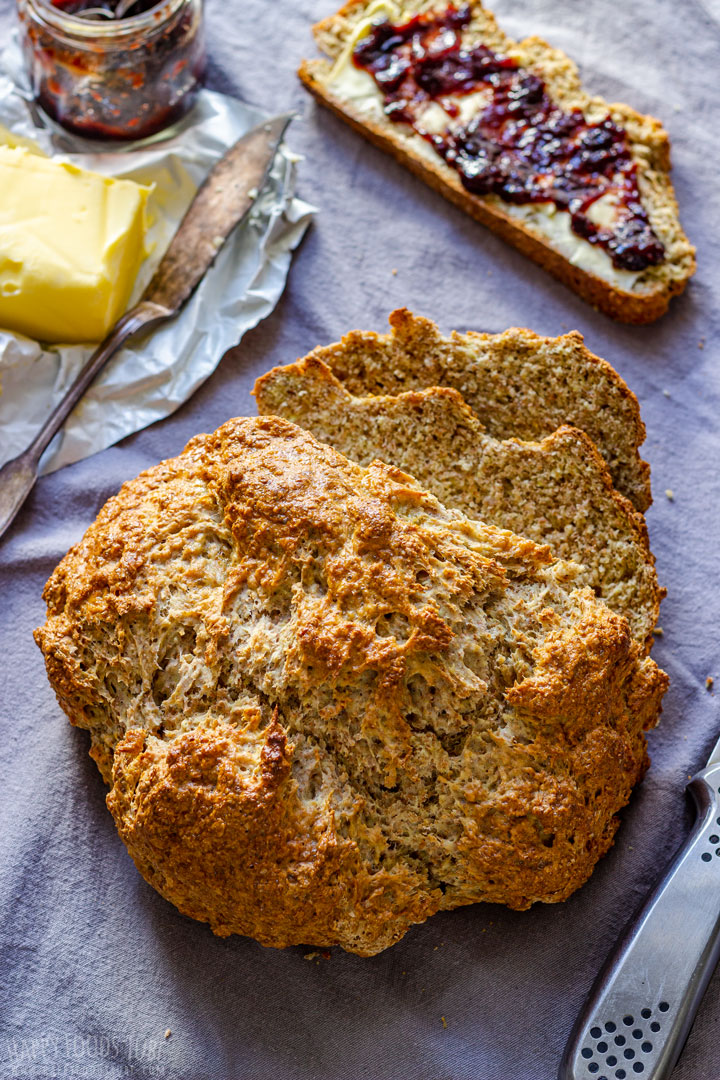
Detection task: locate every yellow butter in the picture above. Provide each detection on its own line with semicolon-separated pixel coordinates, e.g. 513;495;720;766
0;146;150;344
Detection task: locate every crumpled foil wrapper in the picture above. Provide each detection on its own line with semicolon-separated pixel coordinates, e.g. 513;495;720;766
0;38;315;474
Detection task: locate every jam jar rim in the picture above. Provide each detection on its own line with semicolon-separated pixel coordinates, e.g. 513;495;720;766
19;0;191;44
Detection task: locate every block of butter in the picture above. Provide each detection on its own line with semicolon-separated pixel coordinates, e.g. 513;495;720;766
0;146;150;344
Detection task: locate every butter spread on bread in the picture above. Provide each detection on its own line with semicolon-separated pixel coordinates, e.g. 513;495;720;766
300;0;695;322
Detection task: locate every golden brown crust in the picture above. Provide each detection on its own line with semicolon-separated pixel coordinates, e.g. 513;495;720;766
35;416;668;954
107;714;434;953
299;0;696;323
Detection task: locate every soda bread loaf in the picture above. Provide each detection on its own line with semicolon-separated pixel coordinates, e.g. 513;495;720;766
300;0;695;323
35;417;667;955
254;358;661;649
301;308;652;512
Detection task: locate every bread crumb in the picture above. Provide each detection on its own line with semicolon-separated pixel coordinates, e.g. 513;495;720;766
434;945;438;950
665;489;674;501
441;1016;447;1029
391;268;398;275
707;677;714;691
698;338;705;350
304;951;319;960
164;1030;171;1040
653;627;664;637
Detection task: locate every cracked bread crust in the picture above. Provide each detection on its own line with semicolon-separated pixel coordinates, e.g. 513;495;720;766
301;0;695;322
254;355;661;649
300;308;652;513
35;416;667;955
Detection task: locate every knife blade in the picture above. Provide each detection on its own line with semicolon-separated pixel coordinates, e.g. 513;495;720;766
143;112;293;312
0;111;293;542
560;737;720;1080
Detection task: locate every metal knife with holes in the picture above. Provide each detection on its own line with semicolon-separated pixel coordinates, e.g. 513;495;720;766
559;750;720;1080
0;111;293;542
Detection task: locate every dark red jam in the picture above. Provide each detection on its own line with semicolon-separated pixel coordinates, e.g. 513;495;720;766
17;0;205;141
50;0;157;14
353;4;664;272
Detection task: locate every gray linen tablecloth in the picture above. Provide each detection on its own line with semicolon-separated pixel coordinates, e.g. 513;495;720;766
1;0;719;1077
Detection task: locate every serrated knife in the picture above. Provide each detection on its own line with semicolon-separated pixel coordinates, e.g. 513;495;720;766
0;111;293;542
560;731;720;1080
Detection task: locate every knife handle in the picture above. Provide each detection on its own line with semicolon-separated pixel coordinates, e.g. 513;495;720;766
26;299;171;466
559;762;720;1080
0;300;170;541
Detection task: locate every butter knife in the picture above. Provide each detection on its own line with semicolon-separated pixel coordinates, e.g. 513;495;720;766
560;735;720;1080
0;111;293;541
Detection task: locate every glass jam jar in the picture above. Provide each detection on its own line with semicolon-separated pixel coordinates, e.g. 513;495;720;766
17;0;206;141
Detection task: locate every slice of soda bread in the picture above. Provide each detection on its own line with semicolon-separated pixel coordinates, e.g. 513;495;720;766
294;309;652;513
255;358;661;649
300;0;695;322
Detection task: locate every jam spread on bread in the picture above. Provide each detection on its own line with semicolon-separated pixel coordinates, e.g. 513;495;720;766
353;4;664;271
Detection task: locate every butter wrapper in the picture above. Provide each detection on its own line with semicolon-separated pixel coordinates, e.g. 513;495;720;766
0;38;315;475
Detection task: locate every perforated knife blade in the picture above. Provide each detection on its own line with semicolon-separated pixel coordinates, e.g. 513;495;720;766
560;731;720;1080
0;112;293;542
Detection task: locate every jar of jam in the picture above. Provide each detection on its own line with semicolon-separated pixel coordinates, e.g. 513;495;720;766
16;0;206;141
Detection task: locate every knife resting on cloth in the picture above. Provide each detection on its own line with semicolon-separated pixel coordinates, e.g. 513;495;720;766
0;111;293;542
560;731;720;1080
